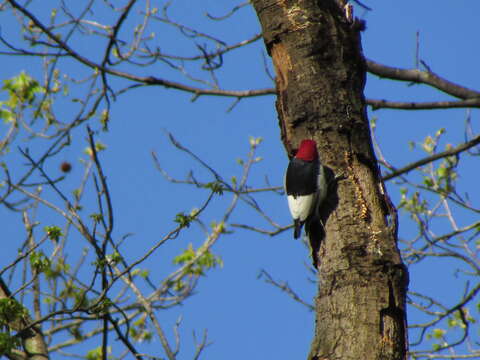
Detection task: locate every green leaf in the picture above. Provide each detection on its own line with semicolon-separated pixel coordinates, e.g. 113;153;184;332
0;333;21;356
44;225;63;241
107;251;123;265
435;128;446;137
249;136;263;148
84;142;107;157
2;71;44;105
423;177;434;188
447;318;458;328
173;280;186;292
130;315;152;343
205;181;224;195
211;220;227;234
86;346;111;360
0;298;29;325
45;258;70;279
90;298;113;316
137;269;149;278
90;213;103;223
95;141;107;152
173;244;223;277
100;109;109;131
432;328;445;339
436;166;448;179
173;244;195;265
175;212;194;228
422;135;435;154
0;108;15;123
29;251;51;273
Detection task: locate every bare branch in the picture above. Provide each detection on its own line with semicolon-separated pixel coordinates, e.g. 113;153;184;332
258;270;314;310
230;223;290;236
206;2;250;21
368;98;480;111
367;59;480;100
382;135;480;181
6;0;275;99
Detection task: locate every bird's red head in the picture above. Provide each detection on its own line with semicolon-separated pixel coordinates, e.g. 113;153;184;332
295;139;318;161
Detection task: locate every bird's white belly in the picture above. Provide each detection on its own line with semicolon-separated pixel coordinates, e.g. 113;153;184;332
287;194;315;222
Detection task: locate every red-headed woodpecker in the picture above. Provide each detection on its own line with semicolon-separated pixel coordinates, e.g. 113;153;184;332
285;139;327;239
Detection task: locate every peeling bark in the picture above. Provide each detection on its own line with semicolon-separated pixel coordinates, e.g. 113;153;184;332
251;1;409;359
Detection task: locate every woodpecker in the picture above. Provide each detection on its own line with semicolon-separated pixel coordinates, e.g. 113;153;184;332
285;139;327;239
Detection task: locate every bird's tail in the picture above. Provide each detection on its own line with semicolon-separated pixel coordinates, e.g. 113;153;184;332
294;219;302;239
305;215;326;269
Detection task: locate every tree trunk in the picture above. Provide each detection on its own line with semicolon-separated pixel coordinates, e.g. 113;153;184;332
251;1;409;359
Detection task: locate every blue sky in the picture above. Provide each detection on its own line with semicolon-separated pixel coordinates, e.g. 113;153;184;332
1;1;479;359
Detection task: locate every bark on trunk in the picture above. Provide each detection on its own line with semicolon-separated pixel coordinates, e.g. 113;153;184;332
251;1;409;359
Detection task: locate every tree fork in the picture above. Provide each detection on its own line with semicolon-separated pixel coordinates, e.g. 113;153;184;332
251;1;409;359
